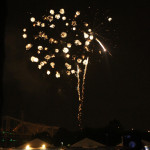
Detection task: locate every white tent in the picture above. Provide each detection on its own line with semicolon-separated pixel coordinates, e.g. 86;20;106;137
71;138;105;148
18;138;54;149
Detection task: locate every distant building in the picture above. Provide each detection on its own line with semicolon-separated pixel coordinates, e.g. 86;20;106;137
1;116;59;137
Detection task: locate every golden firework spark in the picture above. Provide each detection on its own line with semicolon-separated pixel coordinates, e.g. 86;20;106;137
96;38;107;52
81;57;89;101
23;34;27;38
23;8;111;129
77;65;81;102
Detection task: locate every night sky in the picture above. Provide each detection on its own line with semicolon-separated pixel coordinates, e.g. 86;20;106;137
1;0;150;131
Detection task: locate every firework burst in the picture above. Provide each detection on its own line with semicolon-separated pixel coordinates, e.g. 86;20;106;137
22;8;112;128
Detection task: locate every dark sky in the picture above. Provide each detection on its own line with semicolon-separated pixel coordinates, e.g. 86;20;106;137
1;0;150;131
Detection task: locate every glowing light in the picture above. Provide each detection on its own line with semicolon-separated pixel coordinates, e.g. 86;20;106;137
65;63;71;70
63;47;69;53
51;54;55;58
41;23;45;27
83;59;88;65
30;17;35;22
82;55;85;59
38;46;43;50
45;47;48;51
62;16;66;20
85;40;90;46
84;23;88;27
54;40;58;44
71;70;75;74
42;144;46;149
38;65;42;69
96;38;107;52
88;29;92;32
39;32;48;39
66;54;70;58
55;49;59;53
77;58;82;63
72;27;76;30
34;35;38;40
23;28;26;32
67;43;72;48
23;34;27;38
47;70;50;75
49;38;54;44
44;55;51;60
66;71;71;75
75;40;82;45
72;21;77;26
26;43;32;50
67;65;71;70
50;62;55;68
78;57;89;127
50;24;55;28
43;16;47;20
31;56;39;62
84;46;89;52
50;9;55;15
37;21;41;26
40;61;47;66
65;23;69;26
56;71;60;78
55;14;60;19
60;9;65;14
77;65;81;101
81;57;89;106
108;17;112;22
61;32;67;38
40;62;44;66
89;35;94;40
76;11;80;16
84;32;89;39
145;146;149;150
48;16;53;22
72;55;76;60
26;145;30;150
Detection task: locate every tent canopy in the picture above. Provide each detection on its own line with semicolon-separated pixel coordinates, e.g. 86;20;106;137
71;138;105;148
18;138;54;149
